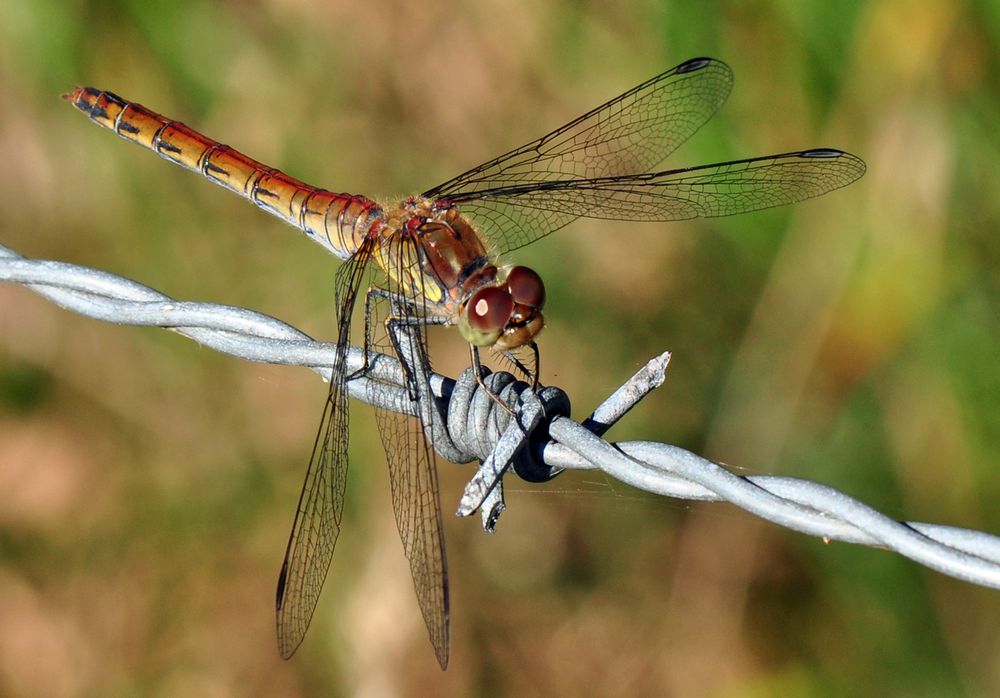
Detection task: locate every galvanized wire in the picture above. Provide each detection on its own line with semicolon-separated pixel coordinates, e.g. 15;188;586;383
2;241;999;590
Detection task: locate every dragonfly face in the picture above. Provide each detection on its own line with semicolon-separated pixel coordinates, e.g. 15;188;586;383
454;261;546;351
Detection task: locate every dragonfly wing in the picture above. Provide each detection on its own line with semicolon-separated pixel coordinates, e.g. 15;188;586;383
274;387;347;658
424;57;734;252
274;242;373;658
448;149;865;239
371;239;450;669
374;382;450;669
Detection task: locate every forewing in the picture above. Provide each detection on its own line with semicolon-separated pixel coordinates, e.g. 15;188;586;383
370;237;450;669
424;57;733;253
274;242;372;659
447;149;865;239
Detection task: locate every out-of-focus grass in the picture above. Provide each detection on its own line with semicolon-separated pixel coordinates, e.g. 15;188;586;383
1;1;998;695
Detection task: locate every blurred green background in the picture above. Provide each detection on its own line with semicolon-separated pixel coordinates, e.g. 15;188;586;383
2;0;999;695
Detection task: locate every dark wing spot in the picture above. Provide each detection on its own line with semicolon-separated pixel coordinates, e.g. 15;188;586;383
800;148;845;158
676;57;712;74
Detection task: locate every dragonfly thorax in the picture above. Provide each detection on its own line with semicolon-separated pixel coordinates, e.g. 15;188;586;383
393;198;546;350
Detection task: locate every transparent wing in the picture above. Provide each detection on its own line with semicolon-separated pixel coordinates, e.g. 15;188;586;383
373;363;450;669
370;236;450;669
274;240;373;659
446;149;866;253
423;57;734;252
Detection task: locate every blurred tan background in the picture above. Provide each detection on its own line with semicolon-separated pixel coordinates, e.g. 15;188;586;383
1;0;999;695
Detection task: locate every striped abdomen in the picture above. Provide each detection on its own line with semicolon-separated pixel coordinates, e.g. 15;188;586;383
65;86;383;260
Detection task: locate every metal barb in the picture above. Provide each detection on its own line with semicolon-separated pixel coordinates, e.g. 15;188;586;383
3;241;1000;590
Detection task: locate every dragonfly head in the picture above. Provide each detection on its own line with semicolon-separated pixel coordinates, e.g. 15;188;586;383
458;266;546;350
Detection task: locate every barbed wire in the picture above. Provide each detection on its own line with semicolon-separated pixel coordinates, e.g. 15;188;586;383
2;241;999;590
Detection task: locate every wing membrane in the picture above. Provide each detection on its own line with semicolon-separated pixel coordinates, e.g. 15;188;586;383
370;236;450;669
274;239;373;658
373;366;450;669
424;58;733;236
448;149;865;254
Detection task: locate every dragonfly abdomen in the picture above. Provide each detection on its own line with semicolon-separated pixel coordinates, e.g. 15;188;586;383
65;86;381;260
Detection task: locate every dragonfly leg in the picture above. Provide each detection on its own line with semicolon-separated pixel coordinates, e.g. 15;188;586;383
352;286;388;381
500;342;541;390
531;342;540;391
531;341;542;393
387;314;420;401
355;287;437;388
365;287;448;401
470;345;517;419
387;312;450;402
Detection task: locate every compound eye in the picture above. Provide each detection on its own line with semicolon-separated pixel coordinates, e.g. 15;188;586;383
506;266;545;309
468;286;514;332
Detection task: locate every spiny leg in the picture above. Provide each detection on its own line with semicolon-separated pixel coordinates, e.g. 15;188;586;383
499;341;541;391
387;312;449;402
352;285;391;383
364;286;449;400
530;341;540;391
469;344;517;419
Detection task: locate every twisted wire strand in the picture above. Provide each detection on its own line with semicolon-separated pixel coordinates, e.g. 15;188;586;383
2;241;999;589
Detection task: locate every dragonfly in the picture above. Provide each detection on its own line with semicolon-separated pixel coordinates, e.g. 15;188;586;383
66;57;865;669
